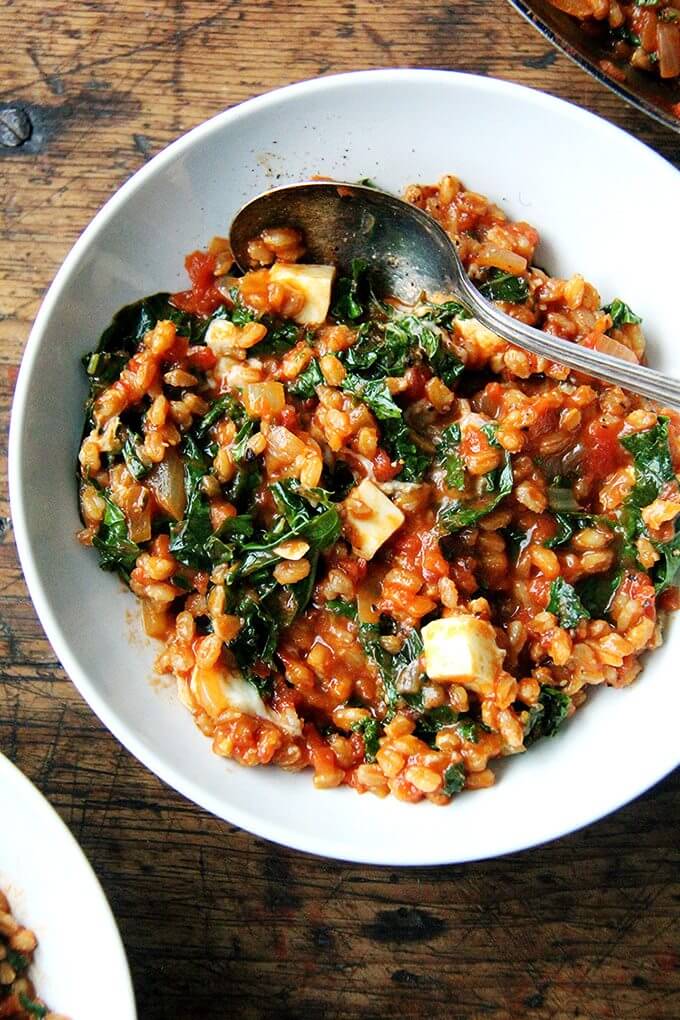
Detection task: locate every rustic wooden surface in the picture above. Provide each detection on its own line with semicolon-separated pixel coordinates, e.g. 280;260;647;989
1;1;679;1017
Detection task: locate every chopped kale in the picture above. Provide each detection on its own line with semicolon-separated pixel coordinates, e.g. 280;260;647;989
479;269;529;304
620;416;674;509
289;358;324;399
413;705;457;745
342;373;402;420
254;317;300;355
603;298;642;328
652;531;680;594
359;624;423;714
424;299;472;325
92;489;141;582
352;716;381;761
325;598;358;619
18;994;48;1019
547;577;590;629
194;394;243;439
436;423;465;489
168;435;213;569
438;452;513;532
332;258;369;323
442;763;466;796
524;686;571;745
576;568;624;619
6;949;28;973
122;431;149;481
380;418;430;482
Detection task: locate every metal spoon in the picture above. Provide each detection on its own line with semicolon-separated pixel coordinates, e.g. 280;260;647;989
230;181;680;410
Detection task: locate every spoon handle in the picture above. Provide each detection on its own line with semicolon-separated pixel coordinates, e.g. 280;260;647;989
455;270;680;412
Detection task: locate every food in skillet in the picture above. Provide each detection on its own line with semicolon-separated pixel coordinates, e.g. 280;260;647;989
549;0;680;79
0;890;68;1019
76;174;680;804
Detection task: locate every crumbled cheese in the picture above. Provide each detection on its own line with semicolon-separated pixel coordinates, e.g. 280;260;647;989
422;615;504;693
268;263;336;324
343;478;405;560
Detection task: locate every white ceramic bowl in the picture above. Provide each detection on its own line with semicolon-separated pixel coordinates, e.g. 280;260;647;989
0;754;136;1018
9;70;680;865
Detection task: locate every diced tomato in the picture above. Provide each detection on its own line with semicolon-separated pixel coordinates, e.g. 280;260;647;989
402;364;431;401
528;575;551;609
373;448;400;481
278;405;299;430
186;344;217;371
165;335;189;364
620;572;656;614
192;570;210;595
171;250;225;316
420;531;449;584
582;417;627;480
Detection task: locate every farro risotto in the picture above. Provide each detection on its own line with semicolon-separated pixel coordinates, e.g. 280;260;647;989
76;175;680;805
548;1;680;80
0;890;67;1019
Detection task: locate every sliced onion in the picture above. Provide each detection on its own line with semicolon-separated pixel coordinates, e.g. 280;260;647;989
141;600;170;639
590;333;639;364
549;0;602;17
476;247;528;275
128;499;152;543
658;22;680;79
147;447;187;521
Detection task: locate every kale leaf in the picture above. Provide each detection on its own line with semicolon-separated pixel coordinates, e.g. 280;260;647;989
620;416;674;509
352;716;381;762
380;418;430;482
653;532;680;594
603;298;642;328
436;423;465;488
122;431;149;481
168;435;213;569
524;686;571;745
92;489;141;582
424;299;472;325
359;624;423;714
332;258;369;323
289;358;324;399
576;568;623;619
413;705;457;745
342;373;402;420
479;269;529;304
442;763;466;796
438;451;513;532
547;577;590;629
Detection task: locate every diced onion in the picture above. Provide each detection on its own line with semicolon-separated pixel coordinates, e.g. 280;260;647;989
243;381;285;418
147;447;187;521
590;333;639;364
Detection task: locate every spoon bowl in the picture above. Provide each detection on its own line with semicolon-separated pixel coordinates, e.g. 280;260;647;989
231;181;680;410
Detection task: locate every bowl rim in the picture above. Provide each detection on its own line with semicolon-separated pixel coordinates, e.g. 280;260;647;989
0;752;137;1016
8;68;680;865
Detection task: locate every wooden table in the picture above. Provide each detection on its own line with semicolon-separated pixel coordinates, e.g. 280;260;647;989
2;2;679;1017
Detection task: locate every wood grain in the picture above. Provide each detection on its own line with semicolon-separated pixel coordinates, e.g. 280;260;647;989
1;1;678;1017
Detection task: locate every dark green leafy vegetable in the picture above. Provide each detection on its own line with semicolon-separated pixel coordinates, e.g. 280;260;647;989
253;317;300;355
359;624;423;714
325;598;358;618
352;716;381;761
345;320;410;376
442;763;466;796
438;452;513;532
195;394;242;438
576;568;623;619
6;949;28;973
547;577;590;629
413;705;457;745
436;423;465;489
92;489;141;582
227;586;279;696
603;298;642;328
479;269;529;304
342;373;402;420
547;481;581;513
380;418;430;483
620;416;674;509
455;718;480;744
168;436;212;569
652;531;680;594
332;258;369;323
18;994;48;1019
424;299;472;325
122;431;149;481
289;358;324;399
524;686;571;745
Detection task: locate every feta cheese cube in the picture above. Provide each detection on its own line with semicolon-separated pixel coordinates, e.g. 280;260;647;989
422;615;504;693
268;263;336;324
343;479;405;560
